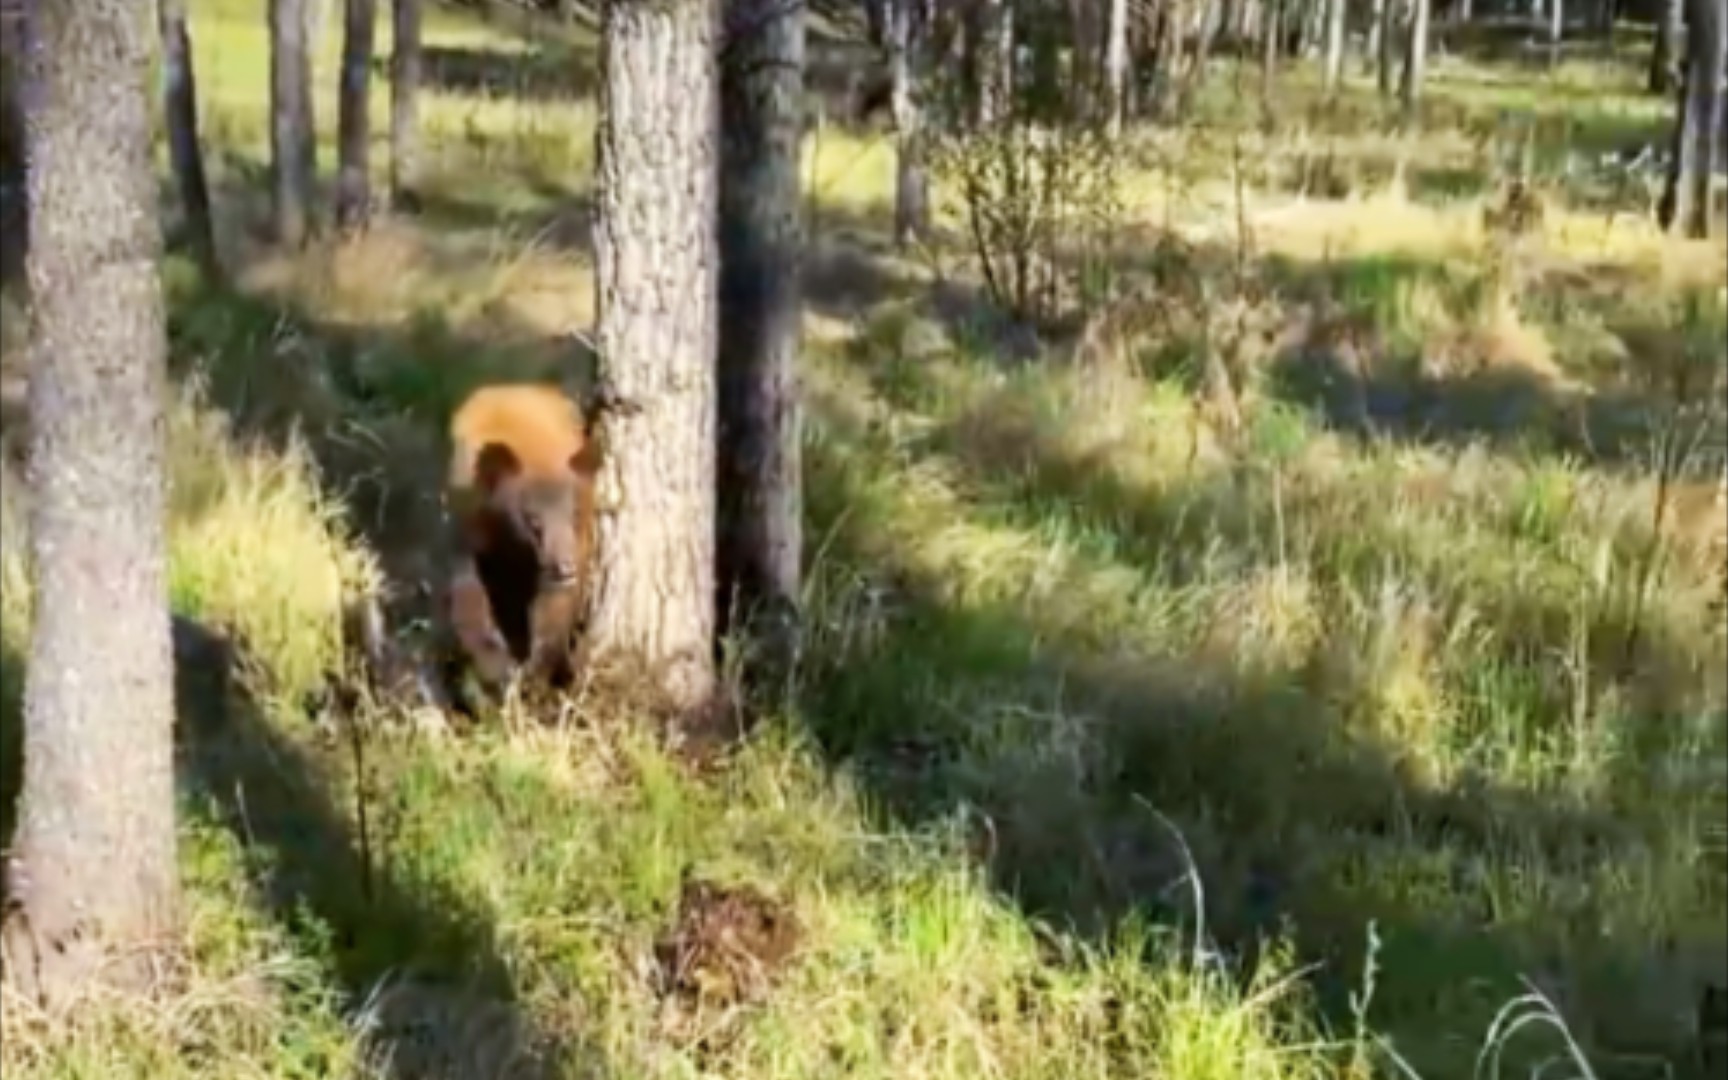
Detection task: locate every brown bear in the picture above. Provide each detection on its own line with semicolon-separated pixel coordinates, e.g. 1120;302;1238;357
436;383;602;713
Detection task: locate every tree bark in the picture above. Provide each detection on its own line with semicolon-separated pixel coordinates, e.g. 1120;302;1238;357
1321;0;1346;92
591;0;720;716
157;0;218;278
0;0;178;1010
1377;0;1397;94
1649;0;1681;93
1547;0;1563;69
1660;0;1725;237
335;0;377;232
1105;0;1131;134
1261;0;1281;99
270;0;317;246
717;0;804;673
389;0;421;208
1365;0;1384;75
1399;0;1428;116
888;0;928;246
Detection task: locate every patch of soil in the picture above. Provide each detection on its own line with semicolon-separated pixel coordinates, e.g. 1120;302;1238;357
651;874;802;1020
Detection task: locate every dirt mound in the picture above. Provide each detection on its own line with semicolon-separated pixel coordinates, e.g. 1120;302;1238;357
652;874;801;1019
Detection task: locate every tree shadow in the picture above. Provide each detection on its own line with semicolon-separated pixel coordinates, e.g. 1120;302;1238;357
794;380;1727;1077
172;614;607;1076
0;614;607;1074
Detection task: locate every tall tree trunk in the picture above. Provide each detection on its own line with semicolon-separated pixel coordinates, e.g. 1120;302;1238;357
1377;0;1398;93
1105;0;1130;135
1399;0;1428;116
889;0;928;246
389;0;421;209
973;0;1012;125
1661;0;1725;237
0;0;178;1009
1365;0;1385;75
1649;0;1681;93
335;0;376;232
591;0;720;716
157;0;218;278
717;0;804;676
1547;0;1563;69
1321;0;1346;92
270;0;317;246
1261;0;1282;99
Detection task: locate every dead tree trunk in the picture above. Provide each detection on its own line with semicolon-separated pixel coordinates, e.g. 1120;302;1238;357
591;0;721;716
1;0;179;1010
335;0;377;232
158;0;219;277
717;0;805;677
270;0;317;246
389;0;421;209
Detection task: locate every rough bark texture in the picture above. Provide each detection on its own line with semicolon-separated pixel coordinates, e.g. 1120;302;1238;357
717;0;804;670
1321;0;1345;92
889;0;929;245
591;0;720;715
159;0;218;276
1649;0;1680;93
335;0;377;232
1661;0;1726;237
270;0;317;246
1;0;178;1009
1399;0;1428;115
389;0;421;207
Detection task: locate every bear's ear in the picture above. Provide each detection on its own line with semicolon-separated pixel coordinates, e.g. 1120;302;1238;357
474;442;521;492
569;439;603;478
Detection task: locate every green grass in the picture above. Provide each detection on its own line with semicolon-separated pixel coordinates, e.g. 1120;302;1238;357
3;1;1726;1078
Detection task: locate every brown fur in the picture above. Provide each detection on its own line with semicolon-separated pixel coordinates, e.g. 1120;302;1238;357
439;383;602;710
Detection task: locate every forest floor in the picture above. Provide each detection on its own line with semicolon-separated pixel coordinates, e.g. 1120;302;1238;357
2;2;1726;1078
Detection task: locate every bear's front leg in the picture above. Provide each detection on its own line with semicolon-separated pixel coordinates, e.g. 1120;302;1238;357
448;562;519;690
523;583;583;690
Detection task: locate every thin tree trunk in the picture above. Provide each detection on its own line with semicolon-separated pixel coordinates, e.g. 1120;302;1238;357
1365;0;1384;75
270;0;316;246
889;0;928;246
1547;0;1563;69
1262;0;1282;98
1661;0;1725;237
717;0;804;675
1399;0;1428;116
1649;0;1681;94
1321;0;1346;92
591;0;720;716
974;0;1011;124
389;0;421;209
157;0;218;278
1105;0;1131;135
0;0;178;1009
1378;0;1398;94
335;0;376;232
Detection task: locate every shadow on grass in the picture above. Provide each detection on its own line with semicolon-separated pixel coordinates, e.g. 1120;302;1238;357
794;381;1726;1077
0;617;607;1075
172;615;605;1076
